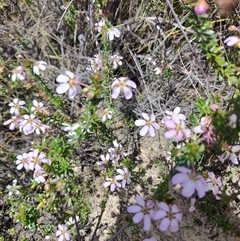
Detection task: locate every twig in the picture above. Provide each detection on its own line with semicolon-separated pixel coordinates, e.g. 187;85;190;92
57;0;74;32
107;223;129;241
164;0;209;93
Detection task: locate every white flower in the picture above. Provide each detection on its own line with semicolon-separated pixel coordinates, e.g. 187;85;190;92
154;66;162;75
33;61;47;75
101;109;113;122
6;179;20;196
31;100;46;113
110;54;123;69
9;98;26;115
56;224;70;241
66;216;80;226
111;77;136;100
10;66;25;81
95;20;105;32
107;27;120;41
87;54;104;72
33;168;46;183
56;71;82;99
16;153;29;170
147;57;157;66
135;113;160;137
62;123;80;138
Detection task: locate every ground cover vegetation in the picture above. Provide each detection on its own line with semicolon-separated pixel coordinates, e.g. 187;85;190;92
1;0;240;240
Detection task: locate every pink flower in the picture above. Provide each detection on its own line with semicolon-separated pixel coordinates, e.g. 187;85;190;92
19;114;37;135
4;115;22;130
164;114;191;142
103;177;121;192
154;202;182;232
163;107;186;122
206;172;222;200
28;149;51;171
108;140;128;162
194;116;216;144
34;119;49;134
9;98;26;115
210;103;219;112
56;71;82;99
194;0;210;15
56;224;70;241
127;196;155;231
111;77;136;100
115;167;131;188
97;153;110;170
172;166;207;198
218;145;240;165
224;36;240;47
135;113;160;137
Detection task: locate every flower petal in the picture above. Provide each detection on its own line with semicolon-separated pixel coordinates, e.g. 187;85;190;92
135;196;145;207
154;210;166;220
140;125;149;136
112;87;120;99
123;86;133;100
170;219;179;232
56;83;69;94
181;180;195;197
164;130;176;139
133;212;144;224
127;205;141;213
159;218;170;231
57;75;69;83
135;120;146;126
143;214;151;231
157;202;169;212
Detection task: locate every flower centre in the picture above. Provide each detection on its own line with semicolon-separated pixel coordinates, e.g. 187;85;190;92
146;120;152;126
167;211;174;220
68;78;76;87
119;81;127;89
175;123;183;133
189;173;197;181
142;207;149;215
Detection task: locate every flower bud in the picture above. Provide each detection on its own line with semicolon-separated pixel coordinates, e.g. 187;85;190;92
86;91;95;99
194;0;210;15
82;87;89;94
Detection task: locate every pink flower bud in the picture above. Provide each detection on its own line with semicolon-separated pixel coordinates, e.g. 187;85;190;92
210;103;219;112
194;0;210;15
